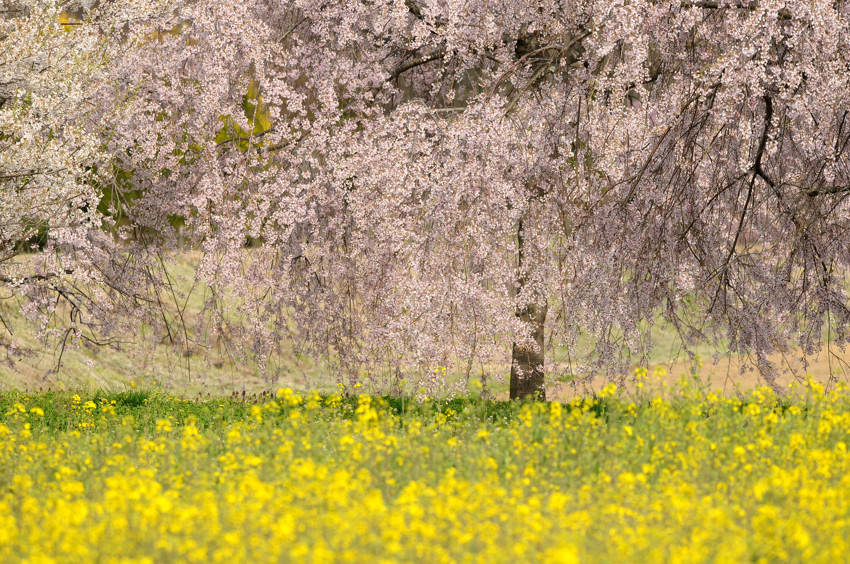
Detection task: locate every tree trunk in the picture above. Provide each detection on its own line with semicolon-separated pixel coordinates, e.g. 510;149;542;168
509;216;547;400
510;300;547;400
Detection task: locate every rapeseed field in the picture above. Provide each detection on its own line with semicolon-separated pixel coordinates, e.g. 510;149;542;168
1;377;849;563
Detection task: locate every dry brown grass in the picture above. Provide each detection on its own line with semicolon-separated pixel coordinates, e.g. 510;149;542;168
542;345;850;401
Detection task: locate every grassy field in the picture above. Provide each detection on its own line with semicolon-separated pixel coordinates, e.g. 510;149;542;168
1;382;850;562
0;255;327;395
0;253;847;397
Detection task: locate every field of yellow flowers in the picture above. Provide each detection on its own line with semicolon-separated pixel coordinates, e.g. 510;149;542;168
1;379;849;563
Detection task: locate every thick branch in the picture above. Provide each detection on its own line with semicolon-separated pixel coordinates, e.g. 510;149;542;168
806;185;850;197
388;49;445;81
753;95;775;188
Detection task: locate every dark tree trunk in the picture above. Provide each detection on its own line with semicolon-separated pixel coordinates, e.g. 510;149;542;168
509;301;547;400
509;216;547;400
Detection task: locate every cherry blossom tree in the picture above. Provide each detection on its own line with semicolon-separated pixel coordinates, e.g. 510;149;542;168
0;0;178;368
7;0;850;397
